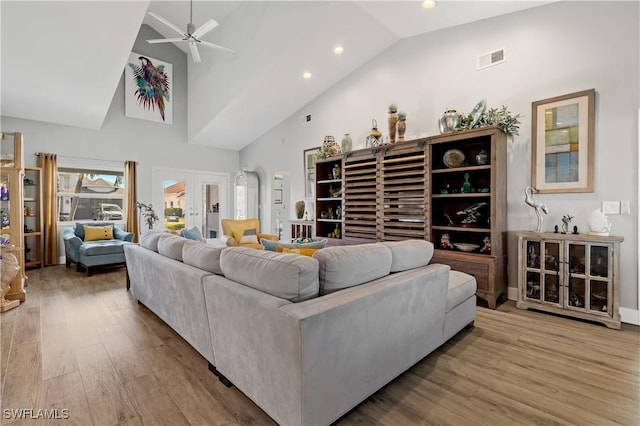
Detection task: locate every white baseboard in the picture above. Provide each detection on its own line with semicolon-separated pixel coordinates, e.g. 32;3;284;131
506;287;639;326
620;307;640;326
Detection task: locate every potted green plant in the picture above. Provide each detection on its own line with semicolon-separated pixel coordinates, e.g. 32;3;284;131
137;202;159;230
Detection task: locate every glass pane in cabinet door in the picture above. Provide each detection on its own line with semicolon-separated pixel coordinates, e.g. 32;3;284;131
567;276;586;309
590;280;609;313
568;244;586;275
525;271;541;300
526;241;540;268
543;273;560;304
590;246;609;278
543;242;559;271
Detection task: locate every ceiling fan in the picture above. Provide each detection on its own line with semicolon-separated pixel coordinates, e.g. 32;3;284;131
146;0;235;63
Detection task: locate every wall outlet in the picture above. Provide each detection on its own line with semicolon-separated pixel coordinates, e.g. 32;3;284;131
621;200;631;215
602;201;621;215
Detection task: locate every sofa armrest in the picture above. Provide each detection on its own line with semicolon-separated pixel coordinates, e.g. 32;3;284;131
257;233;278;242
62;228;83;261
114;227;134;242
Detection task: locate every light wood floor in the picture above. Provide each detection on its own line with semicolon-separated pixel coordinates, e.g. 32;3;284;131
1;266;639;426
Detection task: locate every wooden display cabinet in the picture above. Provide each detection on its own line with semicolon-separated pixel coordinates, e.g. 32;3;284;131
516;231;623;329
0;132;27;310
315;157;343;241
23;166;43;268
428;127;507;309
290;220;314;242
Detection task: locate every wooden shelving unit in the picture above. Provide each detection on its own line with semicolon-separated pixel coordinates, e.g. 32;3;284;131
315;127;508;309
23;166;43;269
314;158;343;242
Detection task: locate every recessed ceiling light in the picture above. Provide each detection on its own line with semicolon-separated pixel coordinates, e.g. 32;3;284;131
303;71;312;79
422;0;437;8
334;46;344;55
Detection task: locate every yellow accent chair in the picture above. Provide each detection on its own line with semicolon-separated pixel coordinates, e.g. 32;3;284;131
221;218;279;249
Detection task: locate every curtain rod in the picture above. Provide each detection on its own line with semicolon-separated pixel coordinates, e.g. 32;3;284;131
35;152;133;164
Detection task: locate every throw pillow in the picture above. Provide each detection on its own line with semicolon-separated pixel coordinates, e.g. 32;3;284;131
261;238;328;252
280;247;319;257
180;226;203;241
83;225;114;241
233;228;259;245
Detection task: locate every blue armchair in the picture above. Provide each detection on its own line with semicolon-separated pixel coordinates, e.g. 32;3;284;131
63;222;134;276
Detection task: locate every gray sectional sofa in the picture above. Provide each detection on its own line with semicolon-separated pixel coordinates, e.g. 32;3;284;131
124;233;476;426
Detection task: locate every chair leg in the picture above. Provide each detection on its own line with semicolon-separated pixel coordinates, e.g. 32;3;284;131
76;262;81;272
86;266;92;277
65;258;71;268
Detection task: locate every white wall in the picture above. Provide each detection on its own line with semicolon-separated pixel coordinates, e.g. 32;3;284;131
1;25;240;244
240;1;639;314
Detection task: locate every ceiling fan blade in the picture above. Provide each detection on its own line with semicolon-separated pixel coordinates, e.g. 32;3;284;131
189;42;201;63
198;40;235;55
148;11;187;37
147;38;187;44
191;19;219;39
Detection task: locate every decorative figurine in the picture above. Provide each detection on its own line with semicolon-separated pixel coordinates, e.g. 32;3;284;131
332;163;341;180
524;186;548;232
460;172;472;193
480;237;491;254
440;233;454;249
456;202;487;226
554;225;559;233
561;214;574;234
388;104;398;144
572;225;579;235
397;111;407;142
366;119;383;147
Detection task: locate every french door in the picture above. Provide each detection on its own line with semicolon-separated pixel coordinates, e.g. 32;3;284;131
152;168;229;238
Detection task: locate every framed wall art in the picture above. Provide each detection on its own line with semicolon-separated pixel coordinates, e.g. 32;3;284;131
531;89;595;193
125;52;173;124
303;147;319;198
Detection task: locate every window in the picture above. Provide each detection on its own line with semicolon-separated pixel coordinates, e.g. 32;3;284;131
57;166;125;222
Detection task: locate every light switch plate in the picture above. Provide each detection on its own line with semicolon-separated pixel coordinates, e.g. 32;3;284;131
621;201;631;215
602;201;621;215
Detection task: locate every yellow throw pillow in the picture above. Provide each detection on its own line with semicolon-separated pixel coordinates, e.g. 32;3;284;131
232;228;259;245
280;247;318;257
83;225;113;241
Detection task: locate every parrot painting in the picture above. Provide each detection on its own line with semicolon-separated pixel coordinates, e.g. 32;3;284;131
128;56;171;121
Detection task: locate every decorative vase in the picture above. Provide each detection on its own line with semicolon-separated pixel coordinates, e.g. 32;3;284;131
397;111;407;142
366;119;383;147
341;134;352;153
295;200;305;219
438;109;460;134
332;164;341;180
388;104;398;144
475;149;488;165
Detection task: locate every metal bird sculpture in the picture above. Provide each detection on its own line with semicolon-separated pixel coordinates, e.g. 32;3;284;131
524;186;548;232
128;56;171;121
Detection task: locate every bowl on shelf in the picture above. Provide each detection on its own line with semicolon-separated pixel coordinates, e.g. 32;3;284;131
453;243;480;252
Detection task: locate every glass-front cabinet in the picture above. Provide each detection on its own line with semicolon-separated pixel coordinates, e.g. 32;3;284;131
517;231;623;329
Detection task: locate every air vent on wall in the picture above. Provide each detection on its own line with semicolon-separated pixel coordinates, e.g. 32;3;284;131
477;48;506;70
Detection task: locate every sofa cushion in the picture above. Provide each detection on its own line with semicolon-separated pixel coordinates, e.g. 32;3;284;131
447;270;477;313
158;235;188;261
182;240;224;275
180;226;204;241
313;243;392;295
79;240;129;256
83;225;114;242
261;238;327;252
140;231;167;252
382;240;434;272
220;247;319;302
75;222;114;240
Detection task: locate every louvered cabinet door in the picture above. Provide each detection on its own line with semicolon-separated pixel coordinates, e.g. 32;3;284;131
343;150;378;243
379;141;428;241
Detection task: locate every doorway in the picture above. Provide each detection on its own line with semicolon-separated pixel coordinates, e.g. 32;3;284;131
152;168;230;239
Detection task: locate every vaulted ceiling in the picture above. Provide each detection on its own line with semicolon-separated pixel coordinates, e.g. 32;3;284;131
1;1;554;151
